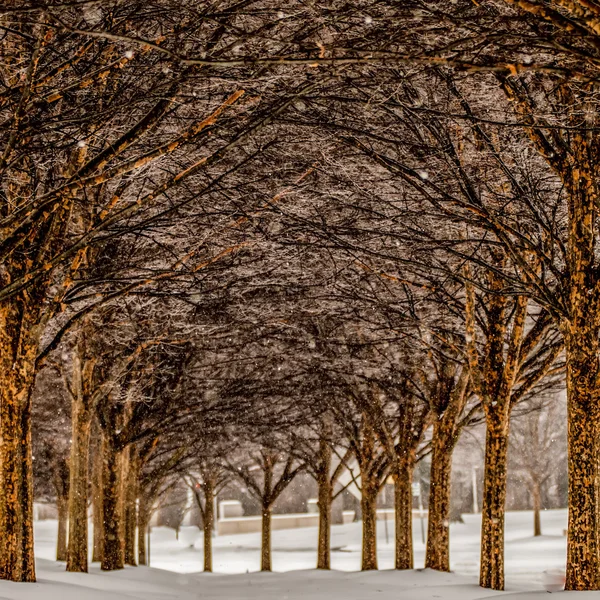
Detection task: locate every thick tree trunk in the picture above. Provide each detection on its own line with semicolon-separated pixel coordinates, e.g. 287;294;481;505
19;394;36;582
317;473;332;569
425;425;453;572
124;448;138;566
66;395;92;573
203;480;215;572
56;495;69;562
0;324;37;582
361;478;378;571
261;506;272;572
91;443;104;563
565;361;600;590
101;438;125;571
479;425;509;590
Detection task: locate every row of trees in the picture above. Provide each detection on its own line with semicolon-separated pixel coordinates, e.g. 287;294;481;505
0;0;597;591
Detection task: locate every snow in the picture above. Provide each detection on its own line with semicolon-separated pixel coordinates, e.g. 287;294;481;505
0;509;587;600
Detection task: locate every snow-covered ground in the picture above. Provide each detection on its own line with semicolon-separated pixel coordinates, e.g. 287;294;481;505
0;509;582;600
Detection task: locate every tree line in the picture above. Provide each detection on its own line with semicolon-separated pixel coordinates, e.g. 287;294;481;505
0;0;597;592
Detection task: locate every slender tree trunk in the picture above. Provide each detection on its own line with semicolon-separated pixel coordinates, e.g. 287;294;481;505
138;498;150;567
92;442;104;563
56;494;69;562
101;437;125;571
361;478;378;571
66;394;92;572
317;473;332;569
0;321;38;582
203;480;215;572
394;461;413;570
531;478;542;537
563;328;600;590
124;448;138;566
261;505;272;572
425;424;453;572
479;424;509;590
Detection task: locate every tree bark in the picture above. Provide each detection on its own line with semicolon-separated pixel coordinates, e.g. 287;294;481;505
394;462;413;570
56;494;69;562
361;478;378;571
19;395;35;582
91;442;104;563
425;423;453;572
565;322;600;590
317;472;332;570
479;425;509;590
261;506;272;572
203;480;215;572
0;314;38;582
124;447;138;566
101;437;125;571
66;393;92;572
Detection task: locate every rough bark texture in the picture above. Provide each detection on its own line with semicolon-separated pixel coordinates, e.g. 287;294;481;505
394;463;413;570
101;437;125;571
479;426;509;590
361;478;378;571
261;506;272;572
0;304;38;582
564;337;600;590
425;426;453;571
66;377;92;573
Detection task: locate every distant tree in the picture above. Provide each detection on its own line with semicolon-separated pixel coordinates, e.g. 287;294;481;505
509;396;568;537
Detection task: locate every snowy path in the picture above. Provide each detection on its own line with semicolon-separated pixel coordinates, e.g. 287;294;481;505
0;508;580;600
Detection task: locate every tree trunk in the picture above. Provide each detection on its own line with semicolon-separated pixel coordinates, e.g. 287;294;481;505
479;424;509;590
394;462;413;570
532;479;542;537
560;321;600;590
19;393;36;582
317;473;332;569
425;424;454;572
124;448;138;566
138;499;150;567
261;506;272;572
66;395;92;572
361;478;378;571
0;319;38;582
203;480;215;572
101;437;125;571
56;495;69;562
91;442;104;563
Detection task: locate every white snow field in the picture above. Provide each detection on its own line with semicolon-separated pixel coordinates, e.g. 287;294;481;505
0;508;587;600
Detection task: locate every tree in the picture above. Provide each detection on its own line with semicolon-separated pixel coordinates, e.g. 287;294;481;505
186;459;228;573
227;444;305;572
509;396;568;537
